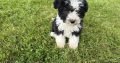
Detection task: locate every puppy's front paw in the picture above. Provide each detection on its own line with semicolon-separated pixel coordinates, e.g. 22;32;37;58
69;42;78;49
56;42;65;48
69;36;79;49
55;34;65;48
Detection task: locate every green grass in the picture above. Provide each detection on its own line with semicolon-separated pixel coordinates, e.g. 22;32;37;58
0;0;120;63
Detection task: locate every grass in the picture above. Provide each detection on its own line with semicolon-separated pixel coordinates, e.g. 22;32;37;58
0;0;120;63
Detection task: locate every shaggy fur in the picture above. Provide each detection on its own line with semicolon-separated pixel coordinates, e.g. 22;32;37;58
50;0;88;49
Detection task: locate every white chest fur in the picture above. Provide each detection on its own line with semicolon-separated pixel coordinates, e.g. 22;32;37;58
58;23;81;38
56;15;81;38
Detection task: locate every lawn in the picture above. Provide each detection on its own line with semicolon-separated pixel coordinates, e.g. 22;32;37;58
0;0;120;63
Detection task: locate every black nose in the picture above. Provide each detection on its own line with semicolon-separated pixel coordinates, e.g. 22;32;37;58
70;20;75;23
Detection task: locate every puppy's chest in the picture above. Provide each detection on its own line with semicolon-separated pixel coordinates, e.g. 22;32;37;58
58;23;81;38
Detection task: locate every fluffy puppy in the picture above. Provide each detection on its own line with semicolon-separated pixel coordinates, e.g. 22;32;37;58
50;0;88;49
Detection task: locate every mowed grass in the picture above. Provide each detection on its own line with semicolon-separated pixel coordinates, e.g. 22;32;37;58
0;0;120;63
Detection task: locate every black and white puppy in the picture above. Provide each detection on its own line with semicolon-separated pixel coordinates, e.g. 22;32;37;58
50;0;88;49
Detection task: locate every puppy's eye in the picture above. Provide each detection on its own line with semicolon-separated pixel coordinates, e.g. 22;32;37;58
76;10;80;13
79;4;84;7
64;1;69;5
62;1;69;6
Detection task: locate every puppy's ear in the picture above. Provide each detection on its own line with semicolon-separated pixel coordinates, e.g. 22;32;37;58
83;0;88;12
54;0;61;9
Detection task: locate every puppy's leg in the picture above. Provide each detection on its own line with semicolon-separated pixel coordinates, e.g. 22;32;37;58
55;34;65;48
69;35;79;49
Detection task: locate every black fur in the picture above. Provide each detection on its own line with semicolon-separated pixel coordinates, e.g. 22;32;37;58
52;18;64;35
78;0;88;18
54;0;88;21
54;0;61;9
52;0;88;36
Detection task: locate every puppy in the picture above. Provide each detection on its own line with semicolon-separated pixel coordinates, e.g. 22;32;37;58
50;0;88;49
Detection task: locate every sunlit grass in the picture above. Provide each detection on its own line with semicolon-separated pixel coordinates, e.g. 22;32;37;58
0;0;120;63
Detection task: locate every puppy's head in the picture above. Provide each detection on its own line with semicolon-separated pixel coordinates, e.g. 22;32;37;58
54;0;88;25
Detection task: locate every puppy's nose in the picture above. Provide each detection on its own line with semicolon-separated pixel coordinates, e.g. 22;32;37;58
70;20;75;23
